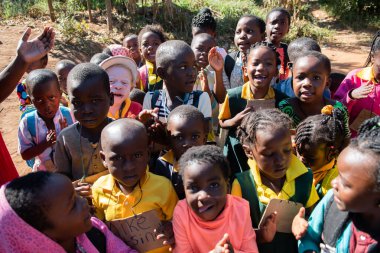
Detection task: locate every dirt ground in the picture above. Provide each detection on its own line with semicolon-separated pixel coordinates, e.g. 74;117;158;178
0;17;374;176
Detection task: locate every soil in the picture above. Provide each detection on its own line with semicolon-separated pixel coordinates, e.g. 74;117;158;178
0;14;375;176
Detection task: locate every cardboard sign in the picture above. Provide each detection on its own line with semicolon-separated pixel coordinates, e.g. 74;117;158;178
350;109;376;132
246;99;275;111
258;199;303;233
106;209;164;252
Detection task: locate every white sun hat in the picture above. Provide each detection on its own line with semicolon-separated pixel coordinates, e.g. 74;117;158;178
99;56;138;84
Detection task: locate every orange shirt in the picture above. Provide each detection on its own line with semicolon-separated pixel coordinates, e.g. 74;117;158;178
172;195;258;253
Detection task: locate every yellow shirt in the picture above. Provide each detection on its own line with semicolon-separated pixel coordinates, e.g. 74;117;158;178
231;155;319;208
218;82;275;120
316;159;338;196
357;66;378;84
107;98;131;120
160;150;179;172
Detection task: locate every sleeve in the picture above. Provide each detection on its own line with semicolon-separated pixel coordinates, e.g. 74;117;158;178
218;93;231;120
231;179;243;197
92;183;106;221
197;92;212;119
53;130;73;179
90;217;138;253
172;203;193;253
142;92;153;110
298;190;333;253
305;184;319;208
238;205;259;253
161;180;179;220
333;72;357;111
18;117;35;154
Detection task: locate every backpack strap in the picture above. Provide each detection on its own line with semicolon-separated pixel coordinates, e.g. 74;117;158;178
224;51;239;81
86;226;107;253
59;106;73;125
227;86;245;118
289;168;313;206
151;90;162;109
235;170;264;227
191;90;203;108
322;195;350;248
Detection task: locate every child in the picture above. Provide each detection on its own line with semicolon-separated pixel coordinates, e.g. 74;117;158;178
219;42;279;175
278;51;349;128
266;7;291;80
123;34;143;67
54;63;112;197
90;53;111;65
17;54;48;112
151;105;207;199
141;40;212;124
130;88;146;106
173;145;259;252
333;31;380;136
99;56;142;119
295;106;350;198
18;69;74;172
92;118;178;253
138;24;166;92
295;116;380;252
55;59;76;107
0;171;137;253
225;15;266;88
232;109;319;253
191;8;217;38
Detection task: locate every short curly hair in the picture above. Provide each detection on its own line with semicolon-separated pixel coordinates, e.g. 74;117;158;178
138;24;166;48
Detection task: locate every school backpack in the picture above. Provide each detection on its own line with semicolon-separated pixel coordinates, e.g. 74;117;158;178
224;51;239;81
20;106;73;168
150;90;203;109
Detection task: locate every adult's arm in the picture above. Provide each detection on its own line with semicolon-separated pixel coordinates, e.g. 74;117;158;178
0;27;55;103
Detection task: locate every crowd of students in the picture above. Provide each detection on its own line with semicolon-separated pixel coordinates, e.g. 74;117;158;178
0;6;379;253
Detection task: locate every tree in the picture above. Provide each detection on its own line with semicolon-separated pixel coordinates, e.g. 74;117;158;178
87;0;93;23
105;0;112;31
47;0;55;22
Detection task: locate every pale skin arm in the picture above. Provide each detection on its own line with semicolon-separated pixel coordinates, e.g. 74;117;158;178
0;27;55;103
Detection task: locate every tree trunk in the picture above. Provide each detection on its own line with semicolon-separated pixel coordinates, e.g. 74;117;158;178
47;0;55;22
105;0;113;32
87;0;93;23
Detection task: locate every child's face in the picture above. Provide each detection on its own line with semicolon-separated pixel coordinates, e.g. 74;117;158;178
69;78;111;129
192;37;216;69
249;128;292;180
140;32;162;63
245;46;278;90
183;162;228;221
123;37;141;61
106;65;133;105
266;11;289;45
297;142;330;171
30;81;61;120
42;174;92;241
101;128;149;192
332;147;379;212
163;51;197;95
57;67;73;94
167;116;206;160
234;17;264;52
292;56;329;104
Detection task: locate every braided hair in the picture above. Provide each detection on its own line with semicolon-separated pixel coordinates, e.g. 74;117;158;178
351;116;380;191
237;109;292;146
295;107;351;161
191;8;217;33
364;30;380;67
247;41;281;67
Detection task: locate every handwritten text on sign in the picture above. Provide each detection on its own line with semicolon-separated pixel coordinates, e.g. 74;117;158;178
106;209;164;252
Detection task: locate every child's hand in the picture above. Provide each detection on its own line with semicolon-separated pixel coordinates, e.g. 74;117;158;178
229;107;253;127
208;47;224;73
292;207;308;240
138;108;159;126
73;181;92;199
350;81;374;99
210;234;234;253
199;68;210;93
257;212;277;243
59;116;68;130
46;129;57;146
60;96;69;107
155;220;175;250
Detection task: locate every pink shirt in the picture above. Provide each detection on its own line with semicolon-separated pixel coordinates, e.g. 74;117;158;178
173;195;258;253
334;67;380;135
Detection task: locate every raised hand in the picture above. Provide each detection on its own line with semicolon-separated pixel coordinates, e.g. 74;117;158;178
292;207;308;240
208;47;224;73
350;81;374;99
210;233;234;253
17;27;55;64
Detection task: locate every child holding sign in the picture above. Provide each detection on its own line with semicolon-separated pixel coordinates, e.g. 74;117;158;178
173;145;260;252
92;118;178;253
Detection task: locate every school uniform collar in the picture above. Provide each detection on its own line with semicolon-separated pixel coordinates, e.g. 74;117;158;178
160;150;179;172
357;66;379;84
313;158;336;185
146;60;162;84
241;82;276;100
107;98;131;120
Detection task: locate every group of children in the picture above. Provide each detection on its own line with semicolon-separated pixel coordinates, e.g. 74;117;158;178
1;6;379;253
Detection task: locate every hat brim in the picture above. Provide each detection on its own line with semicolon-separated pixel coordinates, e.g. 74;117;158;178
99;56;138;84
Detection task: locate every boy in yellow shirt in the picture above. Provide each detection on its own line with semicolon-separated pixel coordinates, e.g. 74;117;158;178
92;118;178;253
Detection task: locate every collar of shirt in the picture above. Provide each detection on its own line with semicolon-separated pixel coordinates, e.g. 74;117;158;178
146;60;162;84
357;66;379;84
248;154;309;204
160;150;179;172
241;82;276;100
313;158;336;186
107;98;131;120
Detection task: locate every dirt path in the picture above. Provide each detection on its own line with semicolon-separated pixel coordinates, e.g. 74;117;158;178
0;18;374;176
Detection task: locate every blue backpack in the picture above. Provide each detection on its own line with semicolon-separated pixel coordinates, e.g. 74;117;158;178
20;106;73;168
